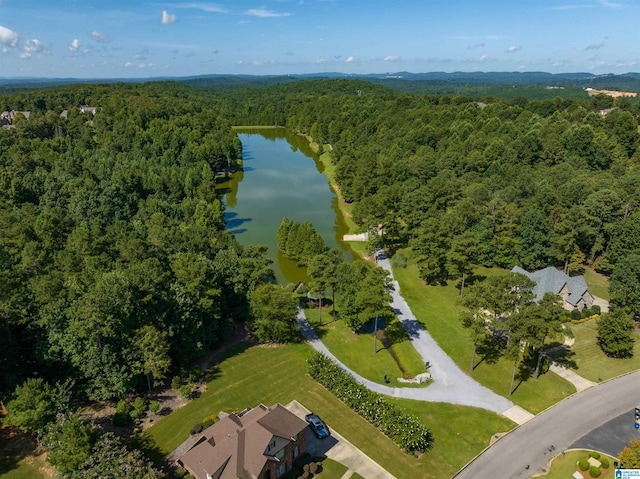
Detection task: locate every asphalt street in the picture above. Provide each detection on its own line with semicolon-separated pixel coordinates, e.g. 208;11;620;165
453;371;640;479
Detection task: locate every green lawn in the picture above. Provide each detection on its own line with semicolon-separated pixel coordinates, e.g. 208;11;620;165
391;259;575;414
538;450;615;479
583;267;610;301
144;342;515;479
0;453;51;479
304;306;426;387
560;319;640;382
315;458;348;478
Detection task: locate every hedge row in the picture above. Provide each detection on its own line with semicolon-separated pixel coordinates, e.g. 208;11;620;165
307;352;433;454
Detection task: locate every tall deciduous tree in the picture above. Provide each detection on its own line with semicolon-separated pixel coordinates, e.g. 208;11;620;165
134;325;171;392
249;283;299;343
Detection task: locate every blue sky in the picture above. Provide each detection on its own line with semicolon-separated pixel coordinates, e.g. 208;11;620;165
0;0;638;78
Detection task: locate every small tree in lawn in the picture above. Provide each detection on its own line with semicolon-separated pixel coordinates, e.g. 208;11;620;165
597;310;635;358
249;283;299;343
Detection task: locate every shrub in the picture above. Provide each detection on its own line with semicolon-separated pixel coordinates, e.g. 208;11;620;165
113;411;131;427
600;457;609;468
115;399;130;414
148;400;160;414
129;409;143;420
189;366;204;382
190;424;203;435
570;309;582;321
581;308;593;319
391;253;407;269
588;451;601;459
307;352;433;454
309;462;318;474
589;465;601;477
201;415;216;429
132;397;147;413
578;459;590;471
179;384;194;399
171;376;182;389
592;304;601;314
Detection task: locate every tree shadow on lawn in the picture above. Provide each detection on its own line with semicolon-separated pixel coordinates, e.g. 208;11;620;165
546;346;578;370
385;314;412;346
129;432;166;468
472;335;506;369
510;362;535;396
0;427;37;476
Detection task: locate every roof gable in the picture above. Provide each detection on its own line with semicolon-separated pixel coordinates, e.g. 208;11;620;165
179;403;307;479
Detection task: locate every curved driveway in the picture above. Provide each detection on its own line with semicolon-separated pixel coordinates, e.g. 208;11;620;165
297;250;514;414
454;371;640;479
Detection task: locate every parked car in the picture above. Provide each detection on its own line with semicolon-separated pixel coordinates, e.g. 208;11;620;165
305;413;329;439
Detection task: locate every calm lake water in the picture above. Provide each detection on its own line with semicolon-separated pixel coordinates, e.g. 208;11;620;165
218;128;354;284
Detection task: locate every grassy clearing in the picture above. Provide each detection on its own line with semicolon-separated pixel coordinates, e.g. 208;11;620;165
539;450;615;479
583;267;610;301
391;259;575;414
304;307;426;387
144;342;515;479
0;453;51;479
561;319;640;382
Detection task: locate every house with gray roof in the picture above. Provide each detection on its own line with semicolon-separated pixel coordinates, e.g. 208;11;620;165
511;266;595;311
178;403;308;479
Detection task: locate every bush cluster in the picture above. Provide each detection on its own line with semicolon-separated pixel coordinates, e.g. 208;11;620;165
589;465;601;478
307;352;433;454
599;457;610;469
578;459;590;471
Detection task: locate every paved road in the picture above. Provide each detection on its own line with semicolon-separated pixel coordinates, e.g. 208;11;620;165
453;371;640;479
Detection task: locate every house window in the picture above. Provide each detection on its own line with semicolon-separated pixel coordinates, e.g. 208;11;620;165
276;463;286;477
293;446;300;459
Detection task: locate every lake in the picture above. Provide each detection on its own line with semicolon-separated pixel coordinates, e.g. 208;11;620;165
218;128;355;284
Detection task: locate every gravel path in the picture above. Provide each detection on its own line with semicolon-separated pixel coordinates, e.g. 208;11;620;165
297;250;514;414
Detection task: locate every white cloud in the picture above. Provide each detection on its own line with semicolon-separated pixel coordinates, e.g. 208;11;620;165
244;8;291;17
21;39;49;59
162;10;177;25
479;55;489;62
384;55;400;62
125;61;134;67
506;45;522;53
91;31;110;43
68;38;80;52
314;58;326;64
345;55;357;63
0;25;19;48
166;3;227;13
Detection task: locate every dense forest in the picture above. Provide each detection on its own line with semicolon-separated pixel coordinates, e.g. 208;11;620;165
3;78;640;400
0;82;279;403
2;77;640;476
216;80;640;282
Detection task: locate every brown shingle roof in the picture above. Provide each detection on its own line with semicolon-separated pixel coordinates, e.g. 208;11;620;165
179;403;308;479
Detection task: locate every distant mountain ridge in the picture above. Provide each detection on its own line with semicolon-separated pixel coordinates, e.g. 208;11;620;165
1;71;640;94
